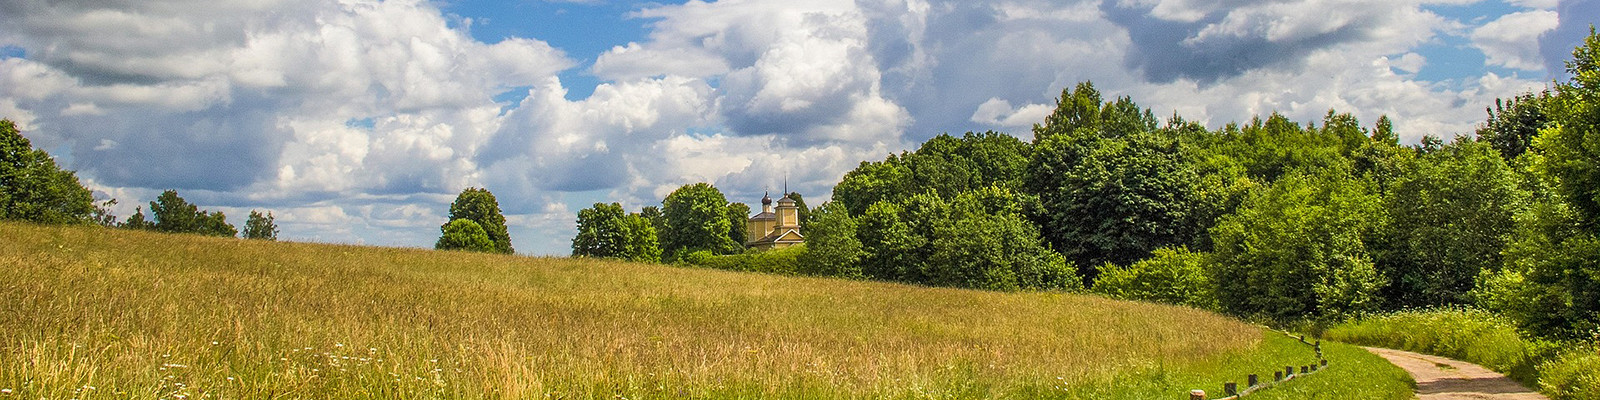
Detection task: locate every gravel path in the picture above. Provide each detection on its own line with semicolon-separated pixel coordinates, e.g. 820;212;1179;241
1364;347;1547;400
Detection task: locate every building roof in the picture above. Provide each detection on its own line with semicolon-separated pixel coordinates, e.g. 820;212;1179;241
777;195;796;204
749;211;776;221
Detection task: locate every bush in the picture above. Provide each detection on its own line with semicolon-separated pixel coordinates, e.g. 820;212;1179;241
1092;247;1216;309
1539;346;1600;400
681;246;805;275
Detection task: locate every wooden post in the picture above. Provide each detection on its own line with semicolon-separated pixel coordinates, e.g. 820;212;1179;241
1275;371;1284;381
1190;389;1206;400
1248;374;1259;387
1224;382;1238;396
1286;366;1294;377
1321;359;1328;367
1301;366;1309;374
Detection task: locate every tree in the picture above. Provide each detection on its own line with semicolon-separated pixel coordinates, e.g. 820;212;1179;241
1477;92;1552;160
661;183;739;258
0;119;95;224
923;189;1078;291
726;202;750;246
436;219;495;252
1374;137;1524;309
855;200;923;282
1209;169;1383;322
1028;131;1205;280
622;213;662;263
1483;28;1600;338
798;202;863;277
832;156;912;215
573;202;631;258
201;211;238;237
243;210;279;240
783;192;809;230
122;206;153;230
445;188;512;254
148;190;236;237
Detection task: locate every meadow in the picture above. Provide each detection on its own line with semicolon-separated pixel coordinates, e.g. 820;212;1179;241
0;221;1408;399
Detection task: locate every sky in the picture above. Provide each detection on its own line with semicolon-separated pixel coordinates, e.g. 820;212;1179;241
0;0;1595;255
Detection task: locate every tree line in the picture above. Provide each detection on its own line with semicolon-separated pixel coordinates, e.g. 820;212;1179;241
570;30;1600;341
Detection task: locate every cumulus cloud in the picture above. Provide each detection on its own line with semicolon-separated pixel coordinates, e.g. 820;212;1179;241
1539;0;1600;77
0;0;1581;254
1102;0;1450;84
1473;10;1559;71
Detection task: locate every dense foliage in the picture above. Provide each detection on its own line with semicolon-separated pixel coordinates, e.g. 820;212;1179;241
661;183;741;258
243;210;279;240
435;218;495;252
442;188;512;254
572;202;661;262
127;190;239;237
0;119;95;224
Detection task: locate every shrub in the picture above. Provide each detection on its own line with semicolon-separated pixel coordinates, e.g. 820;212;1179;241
1092;247;1216;309
1539;346;1600;400
682;246;805;275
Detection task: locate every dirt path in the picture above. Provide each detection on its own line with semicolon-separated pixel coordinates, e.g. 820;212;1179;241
1364;347;1547;400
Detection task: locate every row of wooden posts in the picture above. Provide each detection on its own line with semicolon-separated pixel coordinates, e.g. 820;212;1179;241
1188;333;1328;400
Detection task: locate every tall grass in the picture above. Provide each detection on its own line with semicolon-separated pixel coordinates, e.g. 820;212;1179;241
2;221;1401;398
1325;307;1600;400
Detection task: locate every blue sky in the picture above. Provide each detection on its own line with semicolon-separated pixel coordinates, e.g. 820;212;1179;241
0;0;1595;255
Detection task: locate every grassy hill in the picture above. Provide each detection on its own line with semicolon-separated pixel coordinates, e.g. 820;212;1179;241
0;222;1408;399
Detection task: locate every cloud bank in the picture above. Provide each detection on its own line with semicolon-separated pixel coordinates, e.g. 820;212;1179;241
0;0;1587;254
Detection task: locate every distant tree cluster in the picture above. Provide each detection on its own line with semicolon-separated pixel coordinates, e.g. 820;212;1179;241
2;120;277;240
435;188;513;253
121;190;277;240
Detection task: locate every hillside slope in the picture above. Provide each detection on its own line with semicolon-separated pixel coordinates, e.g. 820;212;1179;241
0;222;1403;399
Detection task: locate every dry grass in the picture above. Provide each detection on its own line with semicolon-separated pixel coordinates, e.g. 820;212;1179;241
1;221;1326;398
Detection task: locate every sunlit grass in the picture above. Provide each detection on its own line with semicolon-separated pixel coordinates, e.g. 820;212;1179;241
2;221;1393;398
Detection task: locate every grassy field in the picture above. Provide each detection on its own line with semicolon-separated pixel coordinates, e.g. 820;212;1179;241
0;221;1407;399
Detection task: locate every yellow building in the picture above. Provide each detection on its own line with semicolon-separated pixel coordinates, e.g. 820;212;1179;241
746;192;804;249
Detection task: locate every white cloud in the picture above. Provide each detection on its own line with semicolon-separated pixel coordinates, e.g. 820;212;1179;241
971;98;1052;128
1;0;1572;255
1473;10;1560;71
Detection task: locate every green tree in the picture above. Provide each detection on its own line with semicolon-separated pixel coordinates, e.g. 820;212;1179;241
782;192;809;229
661;183;739;258
1477;92;1552;160
573;202;631;258
0;119;94;224
623;213;662;263
923;189;1078;291
1209;169;1383;322
798;202;863;277
1374;137;1524;309
122;206;153;230
1092;247;1216;309
832;156;912;215
243;210;278;240
1028;131;1204;279
445;188;512;254
202;211;238;237
436;219;495;252
855;200;922;282
726;202;750;246
1483;28;1600;338
148;190;235;237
